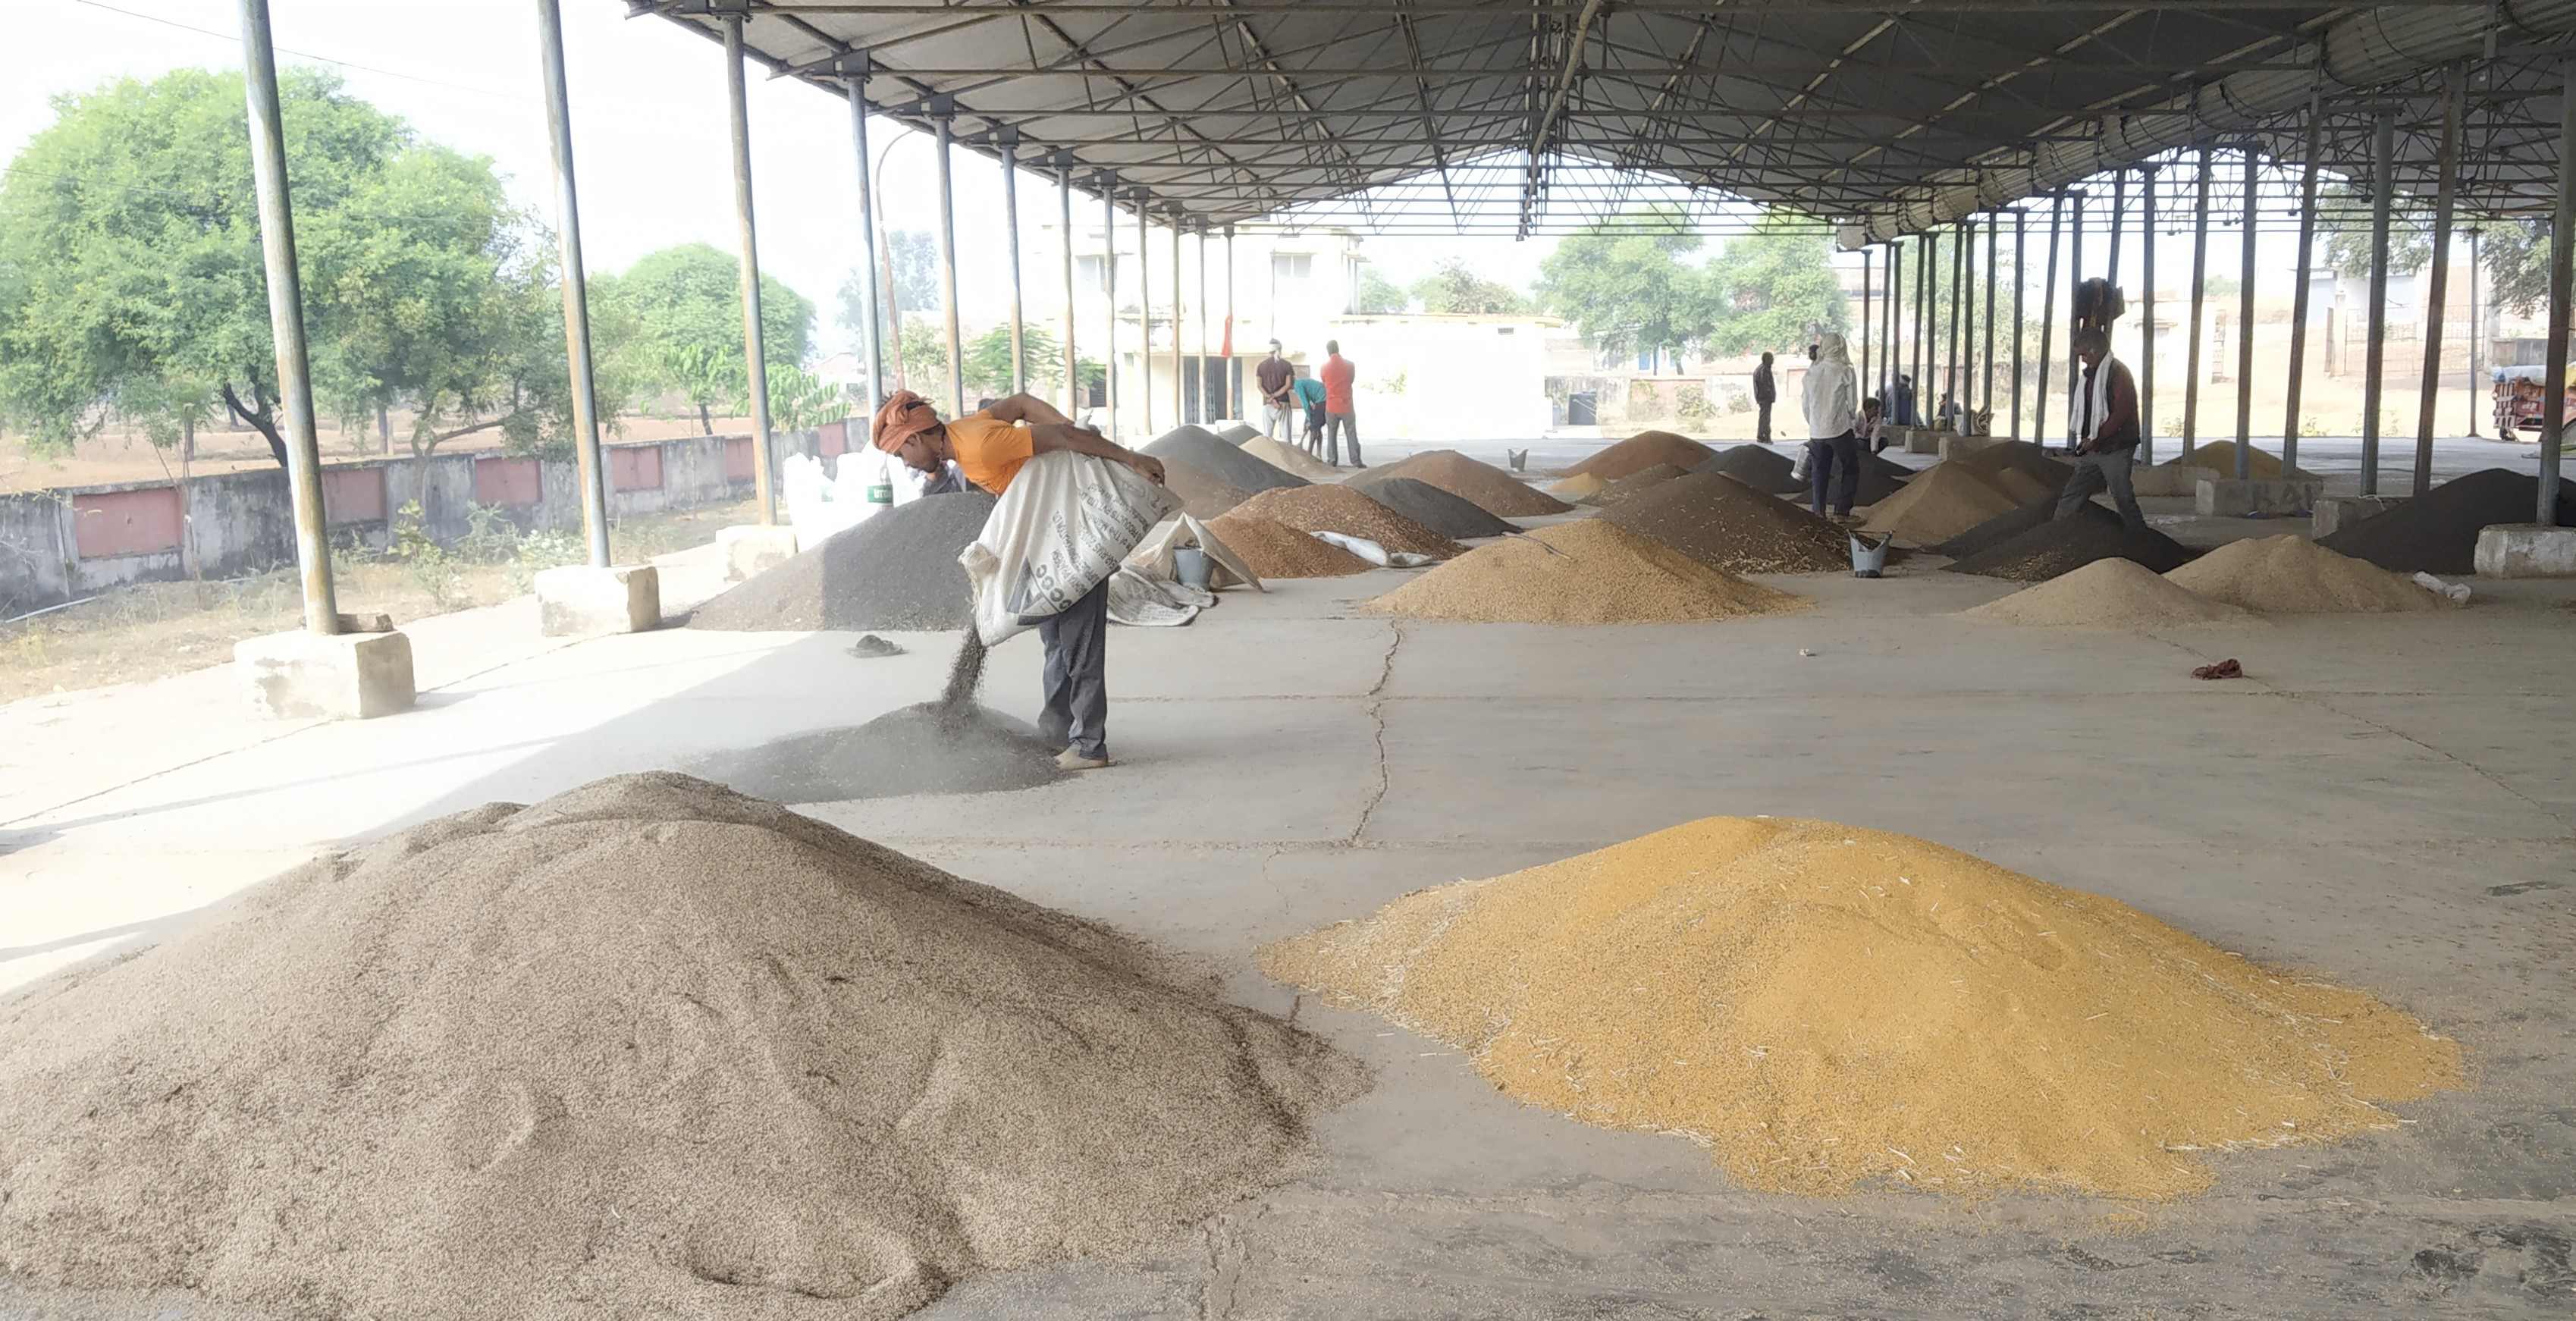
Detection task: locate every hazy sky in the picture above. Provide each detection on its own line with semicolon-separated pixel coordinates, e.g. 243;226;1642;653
1;0;1570;356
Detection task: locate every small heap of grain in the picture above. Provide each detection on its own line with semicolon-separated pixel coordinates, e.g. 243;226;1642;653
1962;557;2257;629
1261;815;2459;1199
1601;471;1850;573
1581;463;1689;507
1204;513;1375;577
1230;485;1467;559
1359;520;1807;625
1942;515;2193;582
0;773;1367;1321
2163;440;2315;480
1355;477;1517;540
1238;435;1344;480
1351;450;1571;516
1929;495;2115;560
1142;425;1309;494
1952;440;2072;504
1160;457;1254;519
2318;467;2576;574
1694;444;1802;494
1559;429;1718;481
2165;535;2449;613
1550;472;1609;497
1859;462;2022;546
688;704;1065;802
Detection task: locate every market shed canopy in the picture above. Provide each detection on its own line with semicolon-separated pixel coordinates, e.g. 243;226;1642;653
644;0;2576;237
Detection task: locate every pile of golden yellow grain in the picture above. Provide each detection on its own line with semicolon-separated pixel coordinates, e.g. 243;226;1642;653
1357;520;1807;624
1263;816;2461;1199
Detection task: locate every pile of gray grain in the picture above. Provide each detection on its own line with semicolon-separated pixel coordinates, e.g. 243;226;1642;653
1357;477;1517;540
1141;425;1309;494
0;773;1368;1321
689;491;996;632
1694;444;1801;494
686;703;1065;802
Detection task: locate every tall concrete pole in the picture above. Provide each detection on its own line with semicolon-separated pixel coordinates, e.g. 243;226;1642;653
535;0;609;567
723;17;777;523
2011;211;2025;441
2284;96;2323;475
842;63;883;410
2038;191;2061;447
1059;157;1078;417
2362;111;2396;497
2141;165;2157;461
2185;146;2211;457
1000;130;1024;396
2540;61;2574;523
2415;69;2463;496
933;111;965;416
2235;147;2260;477
238;0;337;632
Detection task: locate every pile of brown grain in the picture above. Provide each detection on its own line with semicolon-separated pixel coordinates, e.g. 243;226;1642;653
1230;484;1467;559
2163;440;2316;480
1238;435;1344;479
1952;441;2072;504
1601;471;1850;573
0;773;1367;1320
1581;463;1690;507
1962;557;2258;629
1352;450;1572;516
2163;535;2449;613
1859;461;2022;546
1560;429;1718;481
1205;512;1376;577
1261;816;2460;1199
1549;472;1608;497
1359;519;1808;624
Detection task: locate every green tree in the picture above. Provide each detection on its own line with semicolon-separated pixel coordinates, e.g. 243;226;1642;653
2480;218;2549;318
1536;205;1715;362
0;67;583;466
1411;258;1528;315
1357;266;1410;315
2321;182;2433;278
593;242;811;432
1702;212;1849;356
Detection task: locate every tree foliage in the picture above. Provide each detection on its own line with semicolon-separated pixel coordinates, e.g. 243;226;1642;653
0;67;596;466
1535;205;1714;361
2480;218;2550;318
592;242;811;432
1702;212;1849;355
1410;258;1530;315
835;228;940;362
1356;266;1410;315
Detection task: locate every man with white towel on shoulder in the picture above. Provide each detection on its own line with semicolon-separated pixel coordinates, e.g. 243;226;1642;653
2054;327;2148;532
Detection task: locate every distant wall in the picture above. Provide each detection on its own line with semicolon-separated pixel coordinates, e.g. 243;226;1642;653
0;426;847;616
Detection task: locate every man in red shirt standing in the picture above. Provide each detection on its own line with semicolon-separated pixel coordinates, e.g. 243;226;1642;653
1318;339;1360;467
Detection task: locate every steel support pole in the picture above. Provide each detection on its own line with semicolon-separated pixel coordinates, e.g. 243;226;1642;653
2066;189;2085;444
2185;146;2211;457
536;0;609;567
1196;226;1210;420
1950;219;1969;423
1170;219;1184;428
2415;70;2462;496
1136;197;1152;435
2235;148;2259;477
933;113;965;416
2362;111;2396;497
2540;61;2574;523
1102;182;1119;441
1000;132;1024;396
1886;243;1902;417
1225;225;1238;422
1982;212;1998;423
238;0;337;632
2011;210;2025;440
1918;231;1933;416
1860;247;1873;400
2107;170;2126;286
844;72;883;410
2141;166;2158;461
2038;191;2062;448
1059;162;1077;416
2468;228;2483;437
2285;98;2323;474
723;18;778;523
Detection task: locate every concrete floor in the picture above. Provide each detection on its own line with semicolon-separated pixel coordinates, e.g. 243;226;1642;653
2;439;2573;1318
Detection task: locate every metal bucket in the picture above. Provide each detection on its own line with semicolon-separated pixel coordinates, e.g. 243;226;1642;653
1849;532;1891;579
1174;547;1213;590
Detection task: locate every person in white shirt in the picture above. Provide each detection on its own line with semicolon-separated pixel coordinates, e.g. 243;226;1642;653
1800;331;1861;516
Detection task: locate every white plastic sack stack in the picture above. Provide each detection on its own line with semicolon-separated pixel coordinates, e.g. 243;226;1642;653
959;450;1182;647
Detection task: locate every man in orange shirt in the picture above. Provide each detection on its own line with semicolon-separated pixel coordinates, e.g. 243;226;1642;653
874;389;1165;769
1318;339;1360;467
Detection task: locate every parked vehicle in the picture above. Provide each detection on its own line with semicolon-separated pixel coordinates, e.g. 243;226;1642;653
2491;365;2576;441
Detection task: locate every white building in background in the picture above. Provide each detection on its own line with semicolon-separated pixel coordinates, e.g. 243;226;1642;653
1034;217;1558;444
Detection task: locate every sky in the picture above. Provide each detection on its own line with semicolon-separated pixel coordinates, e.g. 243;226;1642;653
0;0;1573;357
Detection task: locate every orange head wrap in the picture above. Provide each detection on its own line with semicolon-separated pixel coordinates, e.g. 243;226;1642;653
871;390;942;453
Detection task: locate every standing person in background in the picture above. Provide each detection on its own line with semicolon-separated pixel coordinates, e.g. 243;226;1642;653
2054;326;2147;532
1294;369;1329;457
1752;351;1777;444
1319;339;1360;467
1800;332;1861;519
1892;372;1918;426
1255;341;1296;441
